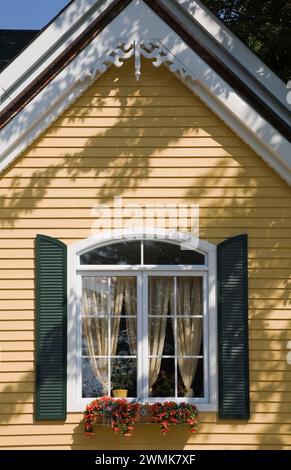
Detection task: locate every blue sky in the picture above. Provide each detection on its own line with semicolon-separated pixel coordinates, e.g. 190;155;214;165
0;0;72;29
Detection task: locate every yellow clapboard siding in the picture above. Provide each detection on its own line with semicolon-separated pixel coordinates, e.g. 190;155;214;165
250;340;291;351
0;341;34;351
249;351;286;360
1;198;290;211
249;300;291;310
0;392;33;404
0;54;291;450
2;187;290;198
72;96;211;107
0;432;290;447
1;217;291;230
0;403;33;414
0;372;34;383
0;352;34;362
2;207;291;220
0;270;34;279
250;361;290;371
249;329;291;339
0;177;285;189
61;104;252;117
35;136;255;148
0;279;34;288
82;85;197;97
0;382;33;393
58;116;227;127
1;166;279;180
249;287;291;297
0;311;34;320
0;292;34;301
0;411;289;426
1;229;291;243
7;159;264;174
0;318;34;327
0;362;34;372
1;422;291;437
19;145;256;158
250;382;291;392
0;331;34;341
46;126;236;138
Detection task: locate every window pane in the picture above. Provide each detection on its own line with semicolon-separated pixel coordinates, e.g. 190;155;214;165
80;241;141;265
111;276;136;316
82;318;108;356
82;358;108;398
112;317;137;356
176;318;203;357
148;276;173;316
111;358;137;397
144;240;205;265
178;358;204;398
149;358;175;397
176;276;203;316
82;276;109;316
149;317;174;356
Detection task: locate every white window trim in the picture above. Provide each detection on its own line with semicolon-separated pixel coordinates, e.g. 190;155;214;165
67;228;218;412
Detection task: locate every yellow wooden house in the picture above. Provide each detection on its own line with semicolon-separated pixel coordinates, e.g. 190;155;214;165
0;0;290;450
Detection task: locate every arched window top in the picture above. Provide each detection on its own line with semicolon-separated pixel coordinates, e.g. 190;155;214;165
80;239;206;266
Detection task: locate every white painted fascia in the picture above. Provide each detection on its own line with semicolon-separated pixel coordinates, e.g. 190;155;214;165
0;0;290;185
0;0;115;112
175;0;290;108
161;0;291;129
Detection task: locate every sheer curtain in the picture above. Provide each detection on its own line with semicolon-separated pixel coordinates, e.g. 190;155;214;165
82;277;123;395
175;277;202;395
123;277;137;355
148;277;171;393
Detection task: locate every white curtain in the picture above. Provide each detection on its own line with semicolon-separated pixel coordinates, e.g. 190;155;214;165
82;277;124;394
124;277;137;355
148;277;171;392
175;277;203;394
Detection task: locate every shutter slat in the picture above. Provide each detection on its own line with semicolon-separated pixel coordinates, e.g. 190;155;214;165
35;234;67;420
217;234;250;420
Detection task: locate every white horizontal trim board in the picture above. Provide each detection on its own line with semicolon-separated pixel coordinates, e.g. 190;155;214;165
0;0;290;186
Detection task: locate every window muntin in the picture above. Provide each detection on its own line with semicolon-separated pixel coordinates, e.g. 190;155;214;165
80;240;206;266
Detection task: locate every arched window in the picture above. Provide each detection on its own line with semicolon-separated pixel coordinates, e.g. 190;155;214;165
67;232;217;411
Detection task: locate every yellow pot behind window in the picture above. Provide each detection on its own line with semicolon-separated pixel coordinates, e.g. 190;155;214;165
112;389;128;398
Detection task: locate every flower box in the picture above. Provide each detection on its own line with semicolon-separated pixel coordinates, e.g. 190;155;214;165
83;398;199;438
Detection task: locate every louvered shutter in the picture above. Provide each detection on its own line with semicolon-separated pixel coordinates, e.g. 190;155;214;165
35;234;67;420
217;234;250;419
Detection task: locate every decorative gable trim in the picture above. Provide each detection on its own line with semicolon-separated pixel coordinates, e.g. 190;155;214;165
0;0;290;185
81;39;198;85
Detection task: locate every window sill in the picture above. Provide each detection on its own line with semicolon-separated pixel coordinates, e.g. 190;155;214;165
68;400;217;413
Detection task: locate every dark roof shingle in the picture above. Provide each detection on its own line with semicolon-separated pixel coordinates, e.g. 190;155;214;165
0;29;40;72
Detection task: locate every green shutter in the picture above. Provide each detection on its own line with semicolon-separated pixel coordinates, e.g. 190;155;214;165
35;234;67;420
217;234;250;420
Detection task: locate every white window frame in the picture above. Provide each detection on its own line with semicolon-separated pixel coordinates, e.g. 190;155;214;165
67;228;218;412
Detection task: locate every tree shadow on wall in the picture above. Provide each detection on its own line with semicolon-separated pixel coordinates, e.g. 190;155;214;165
0;57;290;449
